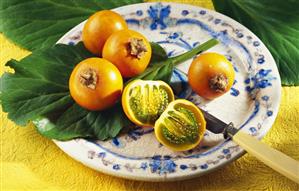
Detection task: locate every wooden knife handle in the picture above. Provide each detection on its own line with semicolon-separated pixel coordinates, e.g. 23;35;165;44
232;131;299;183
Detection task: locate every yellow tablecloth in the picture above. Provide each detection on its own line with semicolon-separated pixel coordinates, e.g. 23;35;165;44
1;0;298;190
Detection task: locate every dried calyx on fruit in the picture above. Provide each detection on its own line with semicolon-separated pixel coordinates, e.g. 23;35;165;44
128;38;147;59
69;58;123;111
209;74;228;92
79;68;98;90
102;29;152;78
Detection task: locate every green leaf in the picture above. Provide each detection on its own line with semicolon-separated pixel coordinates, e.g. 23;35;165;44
0;0;142;51
131;62;174;83
34;103;130;140
149;42;168;63
147;42;173;82
144;63;174;82
212;0;299;85
0;43;130;141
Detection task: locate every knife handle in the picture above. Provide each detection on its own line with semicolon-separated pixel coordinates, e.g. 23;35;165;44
232;131;299;183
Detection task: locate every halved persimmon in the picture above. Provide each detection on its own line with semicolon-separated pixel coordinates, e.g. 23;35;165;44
122;80;174;127
154;99;206;151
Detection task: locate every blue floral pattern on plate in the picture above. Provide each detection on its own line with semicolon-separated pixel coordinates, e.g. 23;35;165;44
47;2;281;181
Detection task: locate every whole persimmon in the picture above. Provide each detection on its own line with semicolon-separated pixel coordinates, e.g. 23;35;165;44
102;29;152;78
188;52;235;99
82;10;128;55
69;58;123;111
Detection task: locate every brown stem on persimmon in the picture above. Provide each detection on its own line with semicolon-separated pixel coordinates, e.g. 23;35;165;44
79;68;97;90
209;74;228;92
127;37;147;59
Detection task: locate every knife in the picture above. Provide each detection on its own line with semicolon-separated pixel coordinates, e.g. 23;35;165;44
201;109;299;183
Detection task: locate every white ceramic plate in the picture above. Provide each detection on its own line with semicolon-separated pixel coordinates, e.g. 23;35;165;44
51;2;281;181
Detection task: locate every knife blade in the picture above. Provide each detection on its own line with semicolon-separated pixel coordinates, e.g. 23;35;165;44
200;108;238;139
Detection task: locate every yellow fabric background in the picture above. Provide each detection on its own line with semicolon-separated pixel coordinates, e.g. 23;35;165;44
1;0;298;190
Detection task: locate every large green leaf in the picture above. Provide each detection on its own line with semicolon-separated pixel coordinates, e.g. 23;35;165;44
212;0;299;85
0;0;142;51
0;43;131;140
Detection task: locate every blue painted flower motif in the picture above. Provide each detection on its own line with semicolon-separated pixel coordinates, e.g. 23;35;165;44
267;111;273;116
200;164;208;169
233;65;239;73
98;152;106;158
237;33;244;38
249;127;257;134
181;10;189;16
222;149;230;154
253;41;260;47
180;164;188;170
147;3;171;30
225;55;232;61
113;164;120;170
163;160;177;173
112;138;122;147
166;32;182;42
230;79;240;97
149;156;162;173
140;162;148;170
230;87;240;97
258;58;265;64
199;10;206;15
136;10;143;16
245;69;276;96
214;19;221;24
255;54;265;65
149;155;177;174
169;32;179;39
262;95;269;101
